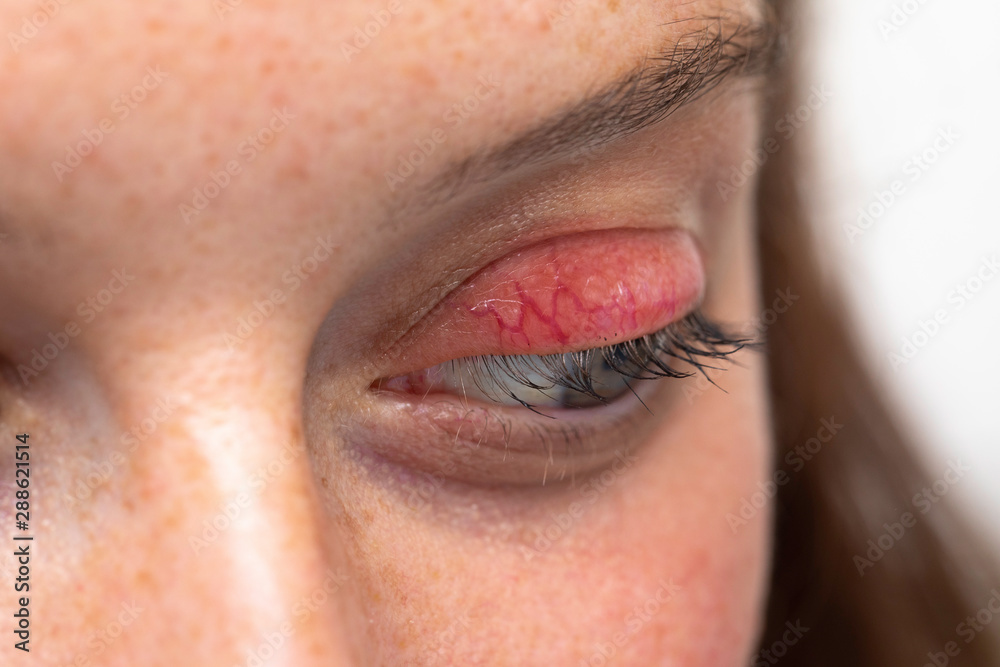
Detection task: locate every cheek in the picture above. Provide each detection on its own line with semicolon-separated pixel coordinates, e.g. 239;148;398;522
607;358;772;665
327;355;772;665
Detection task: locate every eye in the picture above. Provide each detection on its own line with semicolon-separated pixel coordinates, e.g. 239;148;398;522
345;227;753;486
375;311;748;411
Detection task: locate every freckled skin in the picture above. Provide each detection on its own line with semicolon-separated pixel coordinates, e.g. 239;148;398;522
0;1;770;666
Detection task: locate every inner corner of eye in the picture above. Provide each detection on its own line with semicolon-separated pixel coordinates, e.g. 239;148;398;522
371;366;446;394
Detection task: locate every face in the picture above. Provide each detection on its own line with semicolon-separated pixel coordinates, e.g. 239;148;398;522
0;0;774;664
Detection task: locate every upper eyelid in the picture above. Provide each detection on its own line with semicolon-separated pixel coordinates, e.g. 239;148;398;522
368;227;708;387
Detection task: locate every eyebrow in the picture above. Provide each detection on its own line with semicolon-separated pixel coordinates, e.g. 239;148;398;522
389;12;781;217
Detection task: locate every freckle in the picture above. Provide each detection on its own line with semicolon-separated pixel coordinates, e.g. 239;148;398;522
273;36;292;52
121;194;142;217
259;59;277;76
135;568;155;587
403;63;440;91
145;18;167;34
269;90;292;109
215;34;233;52
607;0;621;12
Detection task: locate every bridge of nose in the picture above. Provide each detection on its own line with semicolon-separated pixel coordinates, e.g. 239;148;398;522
70;364;365;665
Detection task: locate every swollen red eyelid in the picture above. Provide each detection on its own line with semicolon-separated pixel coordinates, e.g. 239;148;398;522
422;228;705;358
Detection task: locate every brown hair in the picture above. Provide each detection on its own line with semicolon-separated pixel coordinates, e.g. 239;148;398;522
755;1;1000;664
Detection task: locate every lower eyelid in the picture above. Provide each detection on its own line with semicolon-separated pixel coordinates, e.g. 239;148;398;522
347;383;657;487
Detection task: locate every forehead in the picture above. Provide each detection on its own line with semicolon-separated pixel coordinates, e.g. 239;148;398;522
0;0;761;323
0;0;761;190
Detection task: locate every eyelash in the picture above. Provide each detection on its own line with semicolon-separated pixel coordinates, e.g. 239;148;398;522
451;311;752;411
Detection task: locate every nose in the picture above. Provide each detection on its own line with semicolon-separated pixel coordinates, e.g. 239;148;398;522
82;350;363;666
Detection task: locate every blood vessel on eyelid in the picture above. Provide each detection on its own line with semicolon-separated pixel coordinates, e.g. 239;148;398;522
431;228;704;357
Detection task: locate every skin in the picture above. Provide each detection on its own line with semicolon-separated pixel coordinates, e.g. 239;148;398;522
0;0;772;665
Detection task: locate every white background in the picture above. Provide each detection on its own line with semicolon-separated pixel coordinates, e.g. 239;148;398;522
805;0;1000;541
